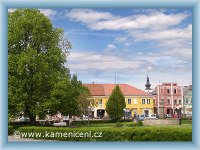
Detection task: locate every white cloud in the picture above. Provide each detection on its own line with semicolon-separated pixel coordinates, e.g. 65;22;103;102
104;44;117;52
114;37;127;43
129;24;192;42
66;51;146;74
39;9;57;20
125;43;132;46
123;48;130;52
65;9;190;31
8;9;17;13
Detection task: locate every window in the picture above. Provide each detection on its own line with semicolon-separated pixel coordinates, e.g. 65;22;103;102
186;98;188;104
124;98;126;103
99;99;102;104
174;100;177;104
91;99;95;105
142;99;145;104
167;89;170;93
134;98;137;104
174;89;176;94
147;99;151;104
167;99;170;104
179;99;181;104
128;98;131;104
153;99;155;104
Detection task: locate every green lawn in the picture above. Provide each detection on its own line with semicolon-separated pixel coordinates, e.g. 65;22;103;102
10;120;192;131
74;121;192;130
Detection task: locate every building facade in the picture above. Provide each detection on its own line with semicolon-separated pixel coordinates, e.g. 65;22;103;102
183;85;192;115
83;83;154;118
151;83;184;115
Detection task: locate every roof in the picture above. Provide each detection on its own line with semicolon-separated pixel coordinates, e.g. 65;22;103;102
183;85;192;95
83;84;105;96
151;89;157;95
103;84;153;96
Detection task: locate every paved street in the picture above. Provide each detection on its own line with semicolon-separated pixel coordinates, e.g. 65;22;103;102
8;135;58;142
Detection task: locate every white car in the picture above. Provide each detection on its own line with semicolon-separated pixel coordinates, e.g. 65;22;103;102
165;114;172;117
149;114;157;118
83;117;88;120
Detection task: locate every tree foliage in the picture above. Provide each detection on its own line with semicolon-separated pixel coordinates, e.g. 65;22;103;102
8;9;73;125
105;84;126;122
70;74;92;117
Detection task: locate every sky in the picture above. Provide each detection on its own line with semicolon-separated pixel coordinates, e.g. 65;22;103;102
8;8;192;91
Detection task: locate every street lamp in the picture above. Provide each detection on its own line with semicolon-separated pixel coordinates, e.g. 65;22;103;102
179;105;182;125
123;108;126;123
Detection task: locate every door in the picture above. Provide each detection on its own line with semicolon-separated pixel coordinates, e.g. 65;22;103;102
144;110;149;117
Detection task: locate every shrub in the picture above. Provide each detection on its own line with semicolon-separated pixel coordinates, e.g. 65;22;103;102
8;126;13;134
8;121;53;126
137;120;143;126
116;123;123;127
71;119;132;125
18;126;192;141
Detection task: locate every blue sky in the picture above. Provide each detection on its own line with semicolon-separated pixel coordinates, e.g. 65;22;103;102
8;8;192;90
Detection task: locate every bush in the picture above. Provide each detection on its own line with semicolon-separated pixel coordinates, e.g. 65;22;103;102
8;126;13;134
18;126;192;141
116;123;123;127
71;119;132;125
8;121;53;126
181;117;192;120
137;120;143;126
125;122;138;127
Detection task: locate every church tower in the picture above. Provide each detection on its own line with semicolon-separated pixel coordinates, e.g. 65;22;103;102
145;75;153;93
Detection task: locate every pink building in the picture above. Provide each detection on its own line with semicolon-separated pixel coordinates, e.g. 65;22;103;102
151;83;184;115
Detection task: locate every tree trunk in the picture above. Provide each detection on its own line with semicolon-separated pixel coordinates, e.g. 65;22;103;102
88;117;89;128
29;113;36;126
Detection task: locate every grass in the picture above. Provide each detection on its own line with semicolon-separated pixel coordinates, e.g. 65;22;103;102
9;120;192;131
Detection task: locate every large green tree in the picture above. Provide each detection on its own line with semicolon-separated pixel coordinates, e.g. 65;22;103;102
105;84;126;122
8;9;73;125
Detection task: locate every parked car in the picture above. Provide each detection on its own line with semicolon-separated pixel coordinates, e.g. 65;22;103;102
83;116;88;120
165;114;172;118
172;114;180;118
149;114;157;118
103;117;109;120
20;118;29;121
186;114;192;117
52;117;60;122
136;114;145;120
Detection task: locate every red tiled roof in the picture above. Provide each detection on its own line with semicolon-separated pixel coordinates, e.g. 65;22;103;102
103;84;153;96
189;85;192;90
83;84;105;96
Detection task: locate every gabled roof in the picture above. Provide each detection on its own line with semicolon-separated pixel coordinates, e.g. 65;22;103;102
83;84;105;96
151;89;157;95
183;85;192;95
103;84;153;96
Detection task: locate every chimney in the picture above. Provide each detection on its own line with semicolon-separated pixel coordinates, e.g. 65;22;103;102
92;82;94;84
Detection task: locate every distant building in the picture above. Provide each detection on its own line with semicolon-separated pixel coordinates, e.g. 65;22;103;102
83;83;154;118
145;76;153;93
151;83;184;115
183;85;192;115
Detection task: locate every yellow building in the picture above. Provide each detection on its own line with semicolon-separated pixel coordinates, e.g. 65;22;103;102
83;83;154;118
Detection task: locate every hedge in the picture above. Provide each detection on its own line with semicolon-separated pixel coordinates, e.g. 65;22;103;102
71;119;132;125
8;121;53;126
181;117;192;120
18;126;192;141
8;126;13;135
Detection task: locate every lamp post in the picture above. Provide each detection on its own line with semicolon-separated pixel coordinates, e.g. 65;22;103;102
179;105;182;125
123;108;126;123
